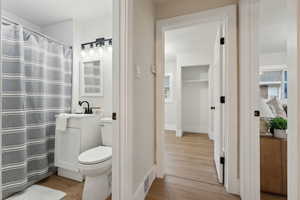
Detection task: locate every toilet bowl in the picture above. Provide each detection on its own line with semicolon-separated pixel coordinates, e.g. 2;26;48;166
78;146;112;200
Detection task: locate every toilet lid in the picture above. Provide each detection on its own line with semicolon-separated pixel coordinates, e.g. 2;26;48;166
78;146;112;165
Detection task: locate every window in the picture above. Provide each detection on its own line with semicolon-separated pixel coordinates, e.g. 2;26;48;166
268;86;280;98
259;67;288;100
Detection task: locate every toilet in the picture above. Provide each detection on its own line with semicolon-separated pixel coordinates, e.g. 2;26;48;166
78;118;112;200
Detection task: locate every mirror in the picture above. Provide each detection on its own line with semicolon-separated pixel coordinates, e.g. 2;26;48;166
80;58;103;97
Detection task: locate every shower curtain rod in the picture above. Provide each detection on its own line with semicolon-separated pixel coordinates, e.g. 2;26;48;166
2;16;72;48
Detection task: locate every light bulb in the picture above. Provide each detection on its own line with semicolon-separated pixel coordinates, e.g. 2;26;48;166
89;48;95;57
81;50;86;58
98;47;104;57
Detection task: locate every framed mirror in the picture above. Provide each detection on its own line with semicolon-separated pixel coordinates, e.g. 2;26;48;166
80;58;103;97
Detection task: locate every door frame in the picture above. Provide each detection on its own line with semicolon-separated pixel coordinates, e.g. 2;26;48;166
286;0;300;199
239;1;261;199
112;0;133;200
0;0;132;199
155;4;239;194
0;0;2;199
0;0;128;199
239;0;300;199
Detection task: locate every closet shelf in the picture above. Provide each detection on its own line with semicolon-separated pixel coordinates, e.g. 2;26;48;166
260;81;282;85
183;79;208;83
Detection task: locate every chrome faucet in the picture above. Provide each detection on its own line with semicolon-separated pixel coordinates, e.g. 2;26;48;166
78;101;93;114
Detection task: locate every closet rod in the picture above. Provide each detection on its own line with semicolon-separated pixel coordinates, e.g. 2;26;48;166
2;16;72;48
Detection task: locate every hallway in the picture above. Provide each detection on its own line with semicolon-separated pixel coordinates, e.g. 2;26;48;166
146;131;240;200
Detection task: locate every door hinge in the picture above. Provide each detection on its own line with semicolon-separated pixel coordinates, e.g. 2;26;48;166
220;156;225;164
220;37;225;45
220;156;225;185
220;96;226;104
112;112;117;120
254;110;260;117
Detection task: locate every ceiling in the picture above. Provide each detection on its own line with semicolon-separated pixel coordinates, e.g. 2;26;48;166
3;0;285;54
2;0;112;27
165;0;286;63
165;22;219;62
259;0;287;53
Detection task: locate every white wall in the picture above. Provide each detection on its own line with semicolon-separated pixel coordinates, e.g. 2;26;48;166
165;57;210;133
132;0;156;195
2;10;41;31
177;52;213;67
165;58;177;130
41;20;74;46
181;66;209;133
41;17;113;116
165;52;211;134
73;17;113;116
164;22;218;135
259;52;287;66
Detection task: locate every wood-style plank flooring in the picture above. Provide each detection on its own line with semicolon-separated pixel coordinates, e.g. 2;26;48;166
38;175;83;200
261;193;287;200
36;131;285;200
37;175;111;200
146;131;240;200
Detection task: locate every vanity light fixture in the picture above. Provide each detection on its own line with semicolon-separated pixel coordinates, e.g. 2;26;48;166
81;37;112;50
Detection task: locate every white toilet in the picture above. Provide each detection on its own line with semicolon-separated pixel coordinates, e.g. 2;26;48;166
78;118;112;200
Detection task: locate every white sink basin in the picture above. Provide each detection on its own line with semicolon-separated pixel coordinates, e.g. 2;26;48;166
100;117;112;124
56;113;97;118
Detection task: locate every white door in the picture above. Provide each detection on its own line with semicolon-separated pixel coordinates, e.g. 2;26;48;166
212;25;225;184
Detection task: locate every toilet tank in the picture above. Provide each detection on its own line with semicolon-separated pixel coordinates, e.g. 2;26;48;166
100;118;112;146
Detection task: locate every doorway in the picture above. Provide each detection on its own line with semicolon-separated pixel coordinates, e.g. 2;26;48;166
0;0;116;199
239;0;300;199
258;0;288;200
156;4;239;196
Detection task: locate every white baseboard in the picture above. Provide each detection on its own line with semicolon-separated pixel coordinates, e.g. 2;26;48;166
208;131;214;140
165;124;176;130
182;126;208;134
176;129;183;137
133;165;156;200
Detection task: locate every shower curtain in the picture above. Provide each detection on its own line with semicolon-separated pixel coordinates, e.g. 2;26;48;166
1;23;72;198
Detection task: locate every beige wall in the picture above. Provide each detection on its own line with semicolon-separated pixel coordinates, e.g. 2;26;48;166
155;0;238;19
132;0;156;193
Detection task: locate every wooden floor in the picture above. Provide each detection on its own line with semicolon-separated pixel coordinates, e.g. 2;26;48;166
38;175;111;200
36;131;285;200
146;131;240;200
261;193;287;200
38;175;83;200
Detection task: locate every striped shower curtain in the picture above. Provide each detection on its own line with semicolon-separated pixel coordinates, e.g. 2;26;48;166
1;24;72;198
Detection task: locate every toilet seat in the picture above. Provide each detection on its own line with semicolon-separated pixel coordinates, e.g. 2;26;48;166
79;146;112;165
